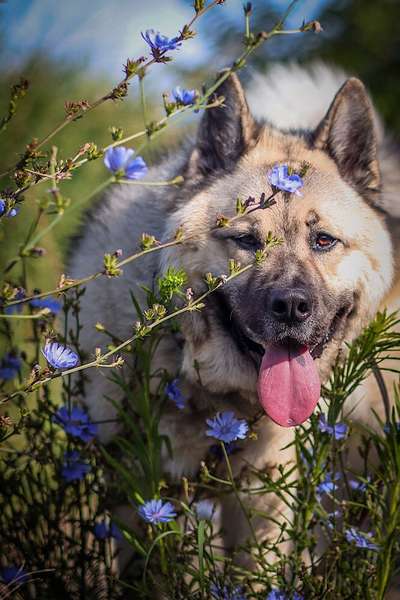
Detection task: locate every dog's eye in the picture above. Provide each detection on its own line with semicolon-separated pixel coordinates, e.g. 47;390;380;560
313;232;338;251
233;233;261;251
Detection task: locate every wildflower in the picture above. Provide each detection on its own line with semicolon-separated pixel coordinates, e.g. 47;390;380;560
30;296;62;314
266;592;303;600
42;341;79;370
206;411;248;443
194;499;215;521
267;164;304;196
104;147;147;180
94;521;123;541
165;379;186;409
141;29;182;55
0;199;19;218
171;86;197;106
8;207;19;217
349;477;369;492
4;289;25;314
61;450;91;482
138;498;176;524
316;472;341;499
53;406;98;442
0;353;21;381
345;527;379;551
0;565;28;584
210;583;246;600
318;414;348;440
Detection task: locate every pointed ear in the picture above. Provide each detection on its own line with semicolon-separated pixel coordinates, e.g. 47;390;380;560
188;72;256;176
313;78;381;204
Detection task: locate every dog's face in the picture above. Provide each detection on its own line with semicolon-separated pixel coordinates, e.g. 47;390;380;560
161;74;394;424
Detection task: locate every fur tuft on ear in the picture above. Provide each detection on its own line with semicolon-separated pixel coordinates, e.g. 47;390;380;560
313;78;381;204
188;72;256;177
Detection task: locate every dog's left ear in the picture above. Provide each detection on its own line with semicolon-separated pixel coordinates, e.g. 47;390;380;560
188;72;256;177
313;78;381;203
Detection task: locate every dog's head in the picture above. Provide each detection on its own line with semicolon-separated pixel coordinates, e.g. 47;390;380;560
161;73;394;426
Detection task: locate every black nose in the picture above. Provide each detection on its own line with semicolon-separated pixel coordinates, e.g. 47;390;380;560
269;288;312;324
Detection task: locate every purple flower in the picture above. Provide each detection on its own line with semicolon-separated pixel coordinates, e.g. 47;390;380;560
316;472;341;499
61;450;91;482
42;341;79;370
0;352;21;381
318;414;348;440
53;406;98;442
94;521;123;541
266;592;303;600
345;527;379;551
138;498;176;524
206;411;248;444
4;289;25;315
0;565;28;584
194;499;215;521
104;147;148;180
141;29;182;56
267;164;304;196
165;379;186;409
171;86;197;106
210;583;246;600
30;296;61;314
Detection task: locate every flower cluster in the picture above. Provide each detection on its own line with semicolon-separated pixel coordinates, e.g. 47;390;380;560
165;378;186;409
138;498;176;524
61;451;91;482
53;406;98;442
206;411;248;444
267;164;304;196
104;147;148;180
0;352;21;381
318;414;348;440
42;341;79;370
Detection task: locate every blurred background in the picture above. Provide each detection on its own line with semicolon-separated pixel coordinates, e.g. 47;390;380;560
0;0;399;288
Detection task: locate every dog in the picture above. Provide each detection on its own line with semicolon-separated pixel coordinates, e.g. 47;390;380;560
68;63;400;560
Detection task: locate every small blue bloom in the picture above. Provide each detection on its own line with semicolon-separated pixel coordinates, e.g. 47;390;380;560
171;86;197;106
138;498;176;524
61;450;91;482
194;499;215;521
4;289;25;315
141;29;182;55
0;565;28;584
345;527;379;551
104;147;148;180
8;207;19;217
267;164;304;196
318;414;348;440
0;199;19;218
94;521;123;541
30;296;62;314
210;583;246;600
0;353;21;381
53;406;98;442
165;379;186;409
266;591;303;600
206;411;248;444
316;472;341;499
42;341;79;370
349;477;369;492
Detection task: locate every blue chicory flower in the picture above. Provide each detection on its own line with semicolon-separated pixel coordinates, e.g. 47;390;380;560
42;341;79;370
53;406;98;442
61;450;91;482
0;353;21;381
316;472;341;499
206;411;248;444
165;378;186;409
266;592;303;600
210;583;246;600
194;499;215;521
267;164;304;196
318;414;348;440
104;147;148;180
0;565;28;584
141;29;182;55
138;498;176;524
4;289;25;315
345;527;379;551
30;296;62;314
171;86;197;106
94;521;123;541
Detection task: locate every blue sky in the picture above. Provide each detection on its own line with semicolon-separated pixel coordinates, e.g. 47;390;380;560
1;0;327;83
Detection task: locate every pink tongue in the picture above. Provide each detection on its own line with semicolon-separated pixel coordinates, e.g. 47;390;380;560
257;344;320;427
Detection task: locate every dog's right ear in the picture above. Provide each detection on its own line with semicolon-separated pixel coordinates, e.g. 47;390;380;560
188;72;256;177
